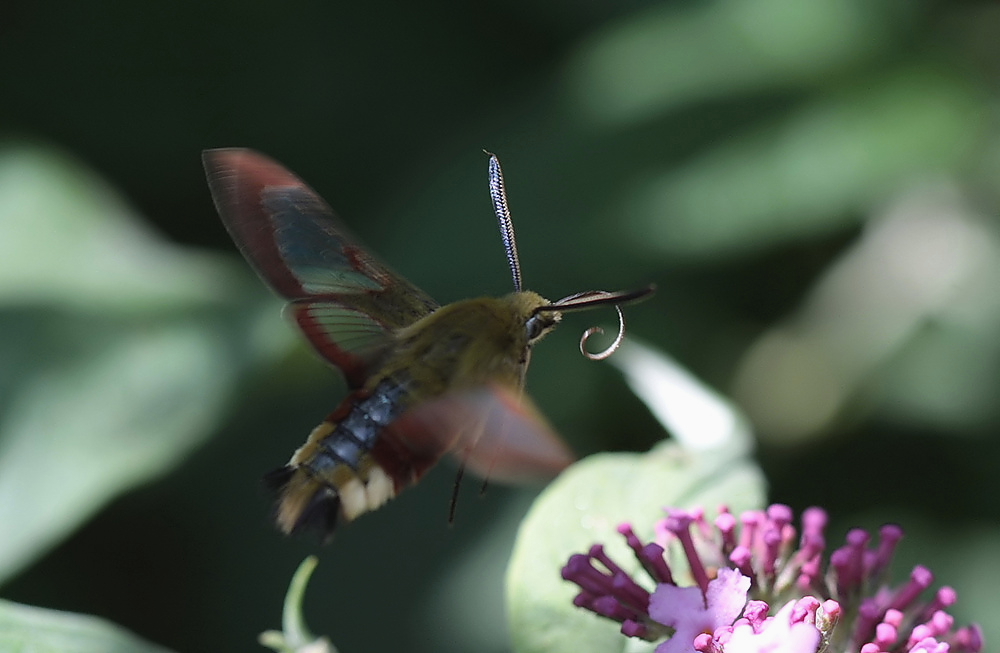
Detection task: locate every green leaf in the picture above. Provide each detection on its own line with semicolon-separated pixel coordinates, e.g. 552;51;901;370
567;0;907;126
506;341;765;653
0;318;232;583
0;598;175;653
608;340;754;454
0;145;294;584
0;145;240;312
618;69;982;258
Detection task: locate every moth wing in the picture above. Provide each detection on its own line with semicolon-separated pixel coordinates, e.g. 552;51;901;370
286;301;397;390
203;148;439;386
398;384;575;484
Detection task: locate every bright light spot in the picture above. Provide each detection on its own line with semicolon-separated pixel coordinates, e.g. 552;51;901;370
611;339;752;452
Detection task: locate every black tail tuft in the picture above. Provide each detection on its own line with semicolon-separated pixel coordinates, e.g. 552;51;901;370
263;465;340;543
263;465;295;491
295;489;341;544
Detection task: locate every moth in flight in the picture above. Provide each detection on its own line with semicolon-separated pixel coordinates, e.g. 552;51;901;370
203;149;653;538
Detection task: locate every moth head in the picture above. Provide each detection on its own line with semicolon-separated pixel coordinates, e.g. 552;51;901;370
502;291;561;347
487;153;654;359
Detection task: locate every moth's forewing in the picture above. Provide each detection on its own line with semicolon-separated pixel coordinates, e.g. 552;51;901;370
204;148;330;299
202;148;439;386
400;385;574;483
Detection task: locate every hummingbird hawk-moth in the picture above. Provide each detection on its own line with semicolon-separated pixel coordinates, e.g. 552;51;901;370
202;148;652;538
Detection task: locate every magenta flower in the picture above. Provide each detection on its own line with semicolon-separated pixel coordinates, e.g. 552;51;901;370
704;596;829;653
561;504;983;653
650;567;751;653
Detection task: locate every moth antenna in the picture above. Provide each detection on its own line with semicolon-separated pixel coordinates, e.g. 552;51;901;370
486;152;523;292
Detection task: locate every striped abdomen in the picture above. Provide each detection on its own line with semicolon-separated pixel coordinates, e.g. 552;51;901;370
268;375;451;536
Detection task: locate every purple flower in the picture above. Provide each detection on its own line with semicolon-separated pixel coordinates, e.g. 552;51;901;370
715;597;825;653
650;568;750;653
561;504;983;653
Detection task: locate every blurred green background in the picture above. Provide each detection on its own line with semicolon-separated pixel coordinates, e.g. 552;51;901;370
2;0;999;651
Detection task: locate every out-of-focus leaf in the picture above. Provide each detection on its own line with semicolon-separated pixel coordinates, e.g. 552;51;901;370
0;598;175;653
0;145;240;312
567;0;908;126
0;145;293;584
619;70;983;258
732;184;1000;442
877;315;1000;434
0;318;230;582
609;339;753;454
506;341;765;653
874;204;1000;433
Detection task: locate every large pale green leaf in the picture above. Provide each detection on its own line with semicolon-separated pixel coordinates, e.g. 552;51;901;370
0;598;175;653
0;317;236;582
506;341;765;653
0;145;239;312
0;145;293;584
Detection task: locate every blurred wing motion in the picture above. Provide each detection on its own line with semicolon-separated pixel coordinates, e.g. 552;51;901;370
404;384;574;484
203;148;439;387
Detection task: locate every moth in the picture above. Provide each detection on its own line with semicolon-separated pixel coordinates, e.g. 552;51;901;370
203;148;653;538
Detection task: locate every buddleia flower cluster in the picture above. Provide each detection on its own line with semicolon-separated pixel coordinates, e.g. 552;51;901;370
562;504;983;653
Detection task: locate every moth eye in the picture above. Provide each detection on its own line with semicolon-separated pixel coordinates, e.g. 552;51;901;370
525;314;552;343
